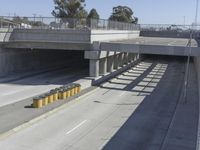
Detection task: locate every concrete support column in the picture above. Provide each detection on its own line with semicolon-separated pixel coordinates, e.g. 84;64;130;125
128;53;133;62
107;56;114;72
99;57;107;75
118;53;124;67
114;54;119;70
89;59;99;77
123;53;128;65
131;53;136;61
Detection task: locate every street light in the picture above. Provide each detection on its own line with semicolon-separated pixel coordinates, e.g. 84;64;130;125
195;0;199;25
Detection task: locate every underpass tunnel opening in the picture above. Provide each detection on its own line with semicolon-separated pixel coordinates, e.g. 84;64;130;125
0;49;89;85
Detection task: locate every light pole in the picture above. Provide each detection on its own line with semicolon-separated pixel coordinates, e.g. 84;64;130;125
195;0;199;25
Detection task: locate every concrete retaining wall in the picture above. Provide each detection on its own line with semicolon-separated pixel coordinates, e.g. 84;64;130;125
0;46;87;76
140;31;190;39
0;28;9;42
91;30;140;42
7;29;140;43
9;29;91;42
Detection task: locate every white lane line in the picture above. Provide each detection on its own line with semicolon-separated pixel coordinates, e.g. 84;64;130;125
167;41;177;45
66;120;87;135
120;92;126;97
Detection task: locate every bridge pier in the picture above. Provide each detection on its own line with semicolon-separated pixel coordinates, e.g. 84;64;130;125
99;58;107;75
85;42;142;79
114;54;119;70
89;59;99;77
107;56;114;73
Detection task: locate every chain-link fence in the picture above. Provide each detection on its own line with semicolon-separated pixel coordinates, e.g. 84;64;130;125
140;24;200;32
0;16;139;31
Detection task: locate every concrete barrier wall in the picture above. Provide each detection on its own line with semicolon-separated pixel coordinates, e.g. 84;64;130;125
91;30;140;42
4;29;140;43
0;46;87;76
0;28;9;42
140;31;190;39
9;29;91;42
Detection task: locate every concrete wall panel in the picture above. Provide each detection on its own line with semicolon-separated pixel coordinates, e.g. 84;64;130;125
9;29;91;42
91;30;140;42
0;47;87;76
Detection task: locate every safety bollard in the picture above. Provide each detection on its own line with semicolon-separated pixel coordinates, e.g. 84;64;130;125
42;94;48;106
68;85;74;96
58;89;65;100
73;84;78;94
65;87;71;98
62;88;67;99
50;90;57;101
33;96;43;108
58;89;63;99
77;84;81;93
54;89;59;101
47;92;54;103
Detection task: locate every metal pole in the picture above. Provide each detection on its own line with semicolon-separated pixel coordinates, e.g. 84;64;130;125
183;31;193;102
195;0;199;25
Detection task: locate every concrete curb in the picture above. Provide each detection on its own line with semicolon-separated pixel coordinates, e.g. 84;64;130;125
0;86;99;140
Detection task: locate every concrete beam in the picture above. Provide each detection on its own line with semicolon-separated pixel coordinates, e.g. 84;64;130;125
2;41;91;51
100;42;200;56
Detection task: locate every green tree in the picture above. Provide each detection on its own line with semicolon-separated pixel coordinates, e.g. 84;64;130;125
109;6;138;24
87;9;100;28
52;0;87;18
87;9;100;19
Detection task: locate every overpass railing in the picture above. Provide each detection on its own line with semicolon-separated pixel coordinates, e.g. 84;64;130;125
0;16;139;31
140;24;200;32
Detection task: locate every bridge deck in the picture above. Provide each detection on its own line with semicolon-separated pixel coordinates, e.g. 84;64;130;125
115;37;197;47
101;37;200;56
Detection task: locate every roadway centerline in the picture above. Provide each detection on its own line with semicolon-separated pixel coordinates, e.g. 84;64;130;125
66;120;87;135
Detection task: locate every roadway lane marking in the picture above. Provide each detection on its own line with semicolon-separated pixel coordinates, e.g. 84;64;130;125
120;92;126;97
66;120;87;135
167;41;177;45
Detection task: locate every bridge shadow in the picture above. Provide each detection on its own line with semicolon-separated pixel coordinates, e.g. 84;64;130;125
0;63;89;86
99;56;188;150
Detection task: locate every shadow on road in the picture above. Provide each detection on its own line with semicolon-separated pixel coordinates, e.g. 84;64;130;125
100;56;197;150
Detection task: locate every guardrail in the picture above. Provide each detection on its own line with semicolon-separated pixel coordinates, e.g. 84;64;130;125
0;16;139;31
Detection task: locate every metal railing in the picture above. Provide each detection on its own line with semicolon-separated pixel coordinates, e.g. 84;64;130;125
140;24;200;32
0;16;139;31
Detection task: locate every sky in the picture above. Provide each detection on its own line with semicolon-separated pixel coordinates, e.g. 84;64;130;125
0;0;199;24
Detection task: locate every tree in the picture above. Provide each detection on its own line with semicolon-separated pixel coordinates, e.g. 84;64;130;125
109;6;138;24
87;9;100;28
52;0;87;18
87;9;100;20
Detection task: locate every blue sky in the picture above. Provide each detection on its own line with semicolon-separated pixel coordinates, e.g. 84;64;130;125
0;0;199;24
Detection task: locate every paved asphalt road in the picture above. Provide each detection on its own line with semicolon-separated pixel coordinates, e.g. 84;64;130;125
0;56;198;150
0;67;87;107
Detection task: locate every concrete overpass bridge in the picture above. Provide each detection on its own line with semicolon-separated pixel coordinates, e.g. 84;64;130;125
1;17;200;150
1;26;200;79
